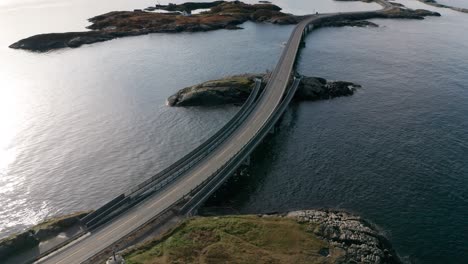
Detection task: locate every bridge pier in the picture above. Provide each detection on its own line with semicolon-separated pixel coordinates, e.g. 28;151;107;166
242;155;251;166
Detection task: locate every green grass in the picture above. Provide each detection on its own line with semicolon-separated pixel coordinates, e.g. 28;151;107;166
125;215;333;264
201;76;254;89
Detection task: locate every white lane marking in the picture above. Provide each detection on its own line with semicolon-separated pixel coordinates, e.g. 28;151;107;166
97;215;138;241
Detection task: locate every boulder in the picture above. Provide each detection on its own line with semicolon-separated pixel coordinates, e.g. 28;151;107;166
287;210;402;264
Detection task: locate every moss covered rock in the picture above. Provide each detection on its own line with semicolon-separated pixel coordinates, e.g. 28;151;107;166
167;74;263;107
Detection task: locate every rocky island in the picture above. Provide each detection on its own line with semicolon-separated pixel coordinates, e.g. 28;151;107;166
9;0;440;52
167;73;361;107
123;210;402;264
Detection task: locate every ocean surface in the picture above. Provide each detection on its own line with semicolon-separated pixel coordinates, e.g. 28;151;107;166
437;0;468;9
0;0;467;263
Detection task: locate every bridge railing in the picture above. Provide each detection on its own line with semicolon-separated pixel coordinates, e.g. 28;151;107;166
180;77;302;215
81;78;264;229
83;77;302;263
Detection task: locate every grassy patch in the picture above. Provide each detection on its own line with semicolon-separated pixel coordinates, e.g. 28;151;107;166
125;215;331;264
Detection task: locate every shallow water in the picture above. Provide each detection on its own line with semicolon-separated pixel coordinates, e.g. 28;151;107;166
1;0;467;263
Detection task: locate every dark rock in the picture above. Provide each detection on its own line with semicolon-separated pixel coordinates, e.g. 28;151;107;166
167;74;262;107
167;74;360;107
9;31;115;52
0;231;39;259
0;211;90;259
295;77;361;101
32;211;89;240
417;0;468;14
287;210;403;264
9;1;441;52
318;19;379;28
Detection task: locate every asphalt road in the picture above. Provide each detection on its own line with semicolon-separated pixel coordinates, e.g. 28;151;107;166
36;3;390;263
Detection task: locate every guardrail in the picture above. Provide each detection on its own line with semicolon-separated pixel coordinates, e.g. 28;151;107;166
32;79;264;264
83;17;306;262
81;78;264;230
83;77;302;264
180;77;302;215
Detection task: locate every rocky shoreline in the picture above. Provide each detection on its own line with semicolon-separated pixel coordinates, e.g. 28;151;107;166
286;210;402;264
0;211;89;260
9;1;302;52
417;0;468;14
9;0;440;52
167;73;361;107
121;209;402;264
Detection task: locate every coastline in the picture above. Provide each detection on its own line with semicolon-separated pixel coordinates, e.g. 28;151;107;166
0;0;450;262
417;0;468;13
122;209;403;264
166;73;362;107
8;0;440;52
0;211;90;261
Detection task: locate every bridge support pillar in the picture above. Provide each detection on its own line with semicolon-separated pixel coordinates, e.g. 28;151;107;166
269;125;278;135
242;155;251;166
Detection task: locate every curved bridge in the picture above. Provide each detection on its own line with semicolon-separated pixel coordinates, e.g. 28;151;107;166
36;2;392;264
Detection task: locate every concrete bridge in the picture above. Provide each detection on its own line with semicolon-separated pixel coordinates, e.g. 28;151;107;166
35;2;392;264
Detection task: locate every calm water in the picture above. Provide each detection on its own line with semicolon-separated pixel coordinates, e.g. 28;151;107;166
437;0;468;9
1;0;467;263
210;0;468;263
0;0;377;236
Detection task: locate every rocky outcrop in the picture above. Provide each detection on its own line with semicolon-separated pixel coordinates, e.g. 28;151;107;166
296;77;361;100
167;74;263;107
9;0;441;52
154;1;226;13
317;20;379;28
167;74;360;107
9;1;301;52
417;0;468;14
31;211;90;241
287;210;402;264
0;231;39;260
0;211;90;260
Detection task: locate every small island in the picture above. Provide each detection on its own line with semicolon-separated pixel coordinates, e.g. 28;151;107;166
123;210;402;264
167;73;361;107
9;0;440;52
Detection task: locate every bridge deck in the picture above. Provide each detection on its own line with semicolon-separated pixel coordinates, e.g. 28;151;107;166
37;4;390;263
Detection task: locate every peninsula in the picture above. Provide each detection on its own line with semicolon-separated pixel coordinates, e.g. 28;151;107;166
123;210;402;264
9;0;440;52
